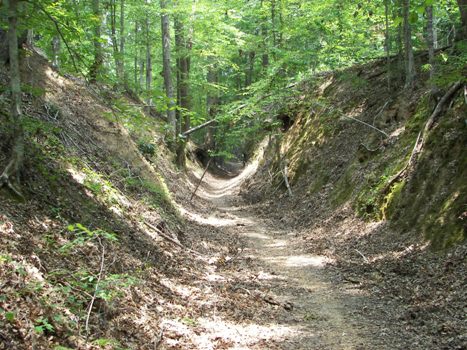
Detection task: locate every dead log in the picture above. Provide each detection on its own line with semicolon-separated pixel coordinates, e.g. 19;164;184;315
144;221;201;256
190;158;212;201
182;119;216;137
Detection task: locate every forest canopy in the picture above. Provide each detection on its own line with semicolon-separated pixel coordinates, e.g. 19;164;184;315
0;0;466;161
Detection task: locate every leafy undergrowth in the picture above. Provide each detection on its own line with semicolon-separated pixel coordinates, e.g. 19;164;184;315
0;49;268;350
242;50;466;348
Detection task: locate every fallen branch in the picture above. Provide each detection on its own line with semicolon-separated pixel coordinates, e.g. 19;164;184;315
190;158;212;201
182;119;216;137
281;160;293;197
255;291;293;311
372;100;390;126
343;115;389;138
153;325;165;349
85;237;105;342
355;249;369;263
144;221;201;257
422;81;462;135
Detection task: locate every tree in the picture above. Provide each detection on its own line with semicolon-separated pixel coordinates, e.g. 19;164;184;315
110;0;126;88
89;0;103;82
426;5;435;82
0;0;24;198
145;1;152;107
160;0;176;140
403;0;415;89
458;0;467;40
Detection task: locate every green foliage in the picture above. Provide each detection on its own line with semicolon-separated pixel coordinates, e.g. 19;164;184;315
4;311;16;323
432;42;467;87
34;317;54;334
92;338;128;350
137;139;157;157
60;223;117;254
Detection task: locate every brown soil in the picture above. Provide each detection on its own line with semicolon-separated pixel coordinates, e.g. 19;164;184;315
173;161;405;349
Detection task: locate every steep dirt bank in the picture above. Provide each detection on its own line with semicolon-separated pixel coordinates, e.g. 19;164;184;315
241;56;467;349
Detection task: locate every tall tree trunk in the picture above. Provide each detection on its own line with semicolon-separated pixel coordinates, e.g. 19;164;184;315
89;0;103;83
457;0;467;40
385;0;391;91
174;14;192;168
403;0;415;89
174;17;191;133
261;0;269;70
426;5;435;82
119;0;126;88
139;46;145;92
278;0;283;46
26;29;33;46
271;0;277;48
205;65;218;151
51;36;60;70
134;21;138;91
160;0;177;140
245;51;255;87
111;0;125;88
110;0;120;83
145;9;152;107
1;0;24;197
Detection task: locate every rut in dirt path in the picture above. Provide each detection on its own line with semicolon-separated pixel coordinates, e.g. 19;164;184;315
188;162;393;350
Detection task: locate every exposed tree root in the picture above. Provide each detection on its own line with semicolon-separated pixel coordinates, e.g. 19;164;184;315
0;149;24;200
383;81;463;194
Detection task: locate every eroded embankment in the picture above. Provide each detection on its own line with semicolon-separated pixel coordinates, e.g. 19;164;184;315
241;59;467;349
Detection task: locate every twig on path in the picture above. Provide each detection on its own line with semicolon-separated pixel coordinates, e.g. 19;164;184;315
85;237;105;342
144;221;201;257
190;158;212;201
355;249;369;263
255;290;294;311
153;325;165;349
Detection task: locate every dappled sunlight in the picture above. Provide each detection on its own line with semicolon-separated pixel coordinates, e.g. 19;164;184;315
194;316;301;348
242;230;270;240
265;254;333;268
178;206;240;227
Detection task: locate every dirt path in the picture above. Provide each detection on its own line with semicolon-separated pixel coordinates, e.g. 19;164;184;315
179;162;395;349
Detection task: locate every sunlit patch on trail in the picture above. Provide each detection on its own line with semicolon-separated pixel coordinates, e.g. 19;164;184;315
242;230;270;240
264;254;332;268
179;206;240;227
194;317;300;348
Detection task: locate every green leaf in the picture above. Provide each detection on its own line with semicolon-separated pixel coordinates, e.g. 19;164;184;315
34;325;45;334
409;12;419;24
5;311;15;322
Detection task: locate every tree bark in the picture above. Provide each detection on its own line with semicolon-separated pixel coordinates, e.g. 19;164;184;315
403;0;415;89
1;0;24;198
51;36;60;69
89;0;103;83
119;0;126;88
204;65;218;150
160;0;177;139
174;12;192;168
145;0;152;107
457;0;467;40
245;51;255;87
426;5;435;84
384;0;391;91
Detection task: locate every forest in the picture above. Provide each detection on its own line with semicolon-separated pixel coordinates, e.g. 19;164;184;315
0;0;466;349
